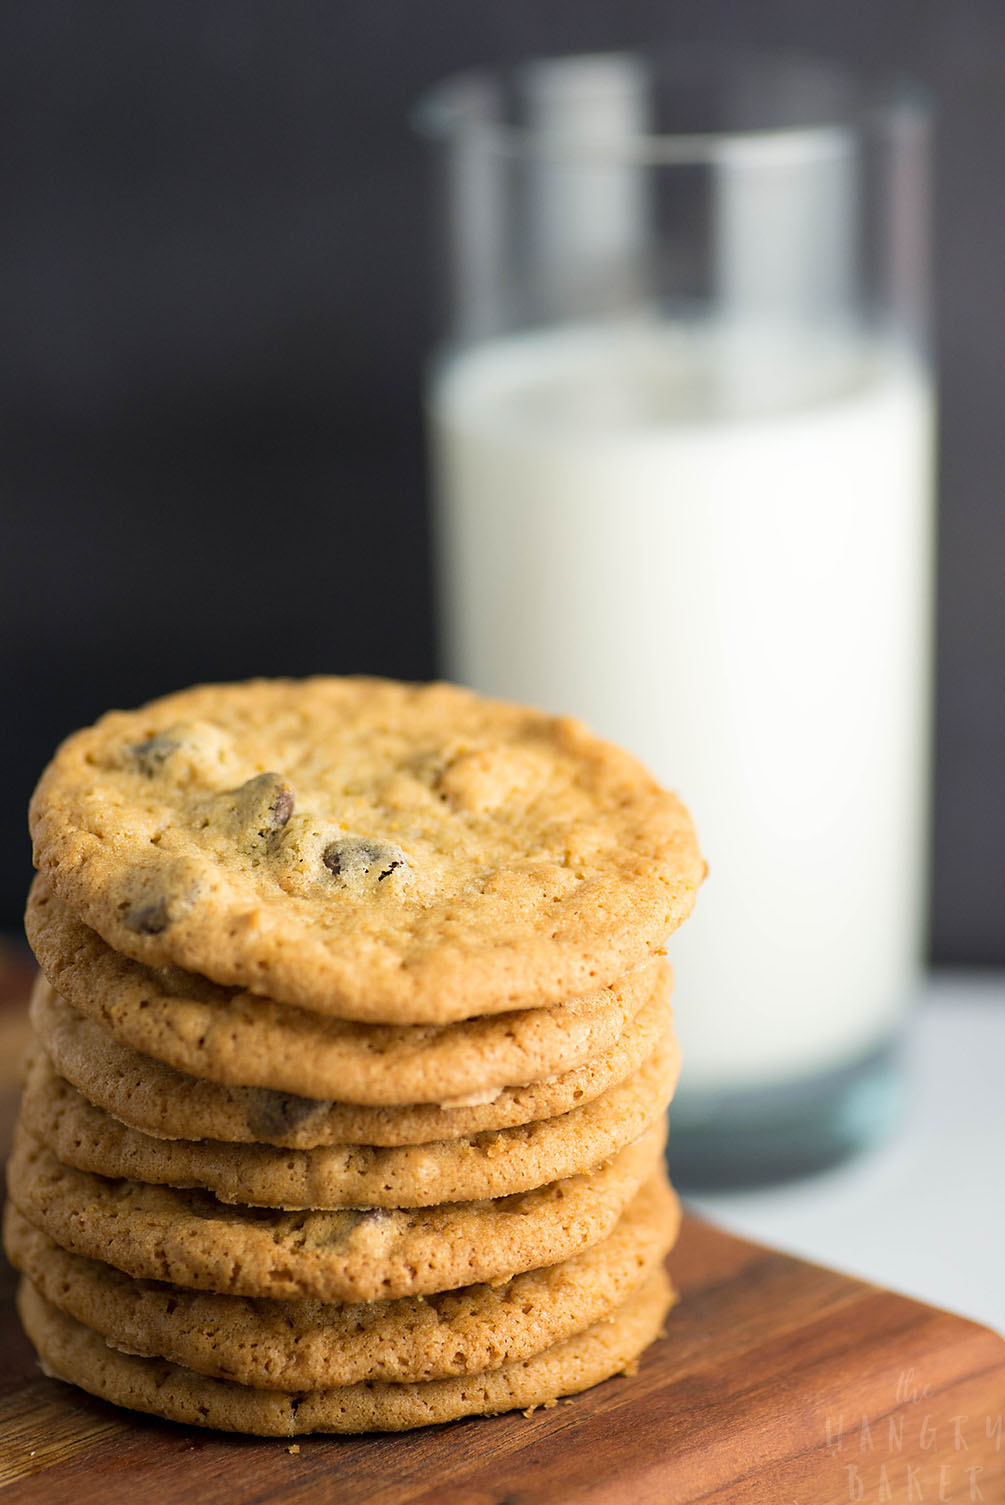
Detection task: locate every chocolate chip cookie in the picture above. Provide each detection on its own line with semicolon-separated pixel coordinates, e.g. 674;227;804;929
8;1122;666;1302
4;1174;678;1388
17;1268;674;1434
31;979;673;1147
29;678;703;1023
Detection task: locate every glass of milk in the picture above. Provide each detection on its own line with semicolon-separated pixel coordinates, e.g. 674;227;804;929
415;51;934;1185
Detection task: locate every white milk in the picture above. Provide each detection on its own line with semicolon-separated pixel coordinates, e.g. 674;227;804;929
430;320;934;1095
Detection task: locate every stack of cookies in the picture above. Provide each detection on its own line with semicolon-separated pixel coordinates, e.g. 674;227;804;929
4;677;704;1435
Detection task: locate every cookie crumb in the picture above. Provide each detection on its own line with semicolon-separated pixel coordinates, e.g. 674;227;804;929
620;1358;640;1377
287;1443;300;1454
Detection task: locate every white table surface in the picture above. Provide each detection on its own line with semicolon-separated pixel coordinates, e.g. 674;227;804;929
688;972;1005;1335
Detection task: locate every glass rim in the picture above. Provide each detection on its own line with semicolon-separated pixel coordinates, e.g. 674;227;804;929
412;45;930;167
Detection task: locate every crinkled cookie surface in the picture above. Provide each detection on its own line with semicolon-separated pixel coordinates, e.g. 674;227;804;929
29;677;704;1023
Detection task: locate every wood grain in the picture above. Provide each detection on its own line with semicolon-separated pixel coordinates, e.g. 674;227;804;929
0;958;1001;1504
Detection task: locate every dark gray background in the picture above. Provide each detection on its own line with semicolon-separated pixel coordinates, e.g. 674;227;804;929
1;1;1001;961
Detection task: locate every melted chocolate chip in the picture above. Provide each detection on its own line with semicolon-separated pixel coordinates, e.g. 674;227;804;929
246;1089;333;1141
269;783;295;831
222;772;295;842
322;837;407;885
123;897;175;935
120;869;199;936
130;734;181;777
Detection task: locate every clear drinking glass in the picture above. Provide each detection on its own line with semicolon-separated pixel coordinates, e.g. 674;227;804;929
415;50;934;1186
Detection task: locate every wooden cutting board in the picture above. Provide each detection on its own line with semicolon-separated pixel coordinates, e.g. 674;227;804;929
0;946;1002;1504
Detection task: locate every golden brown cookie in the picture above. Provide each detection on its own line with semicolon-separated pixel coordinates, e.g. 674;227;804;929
7;1121;665;1301
28;677;703;1022
25;889;667;1105
17;1269;673;1434
20;1041;678;1209
3;1174;678;1387
31;981;674;1148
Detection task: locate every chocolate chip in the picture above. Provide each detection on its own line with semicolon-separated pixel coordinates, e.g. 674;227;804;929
130;734;181;777
246;1089;333;1141
119;867;199;937
269;783;295;831
322;837;408;884
123;897;175;935
216;772;295;843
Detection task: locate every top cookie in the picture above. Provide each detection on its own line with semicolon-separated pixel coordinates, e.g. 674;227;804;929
29;677;703;1023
